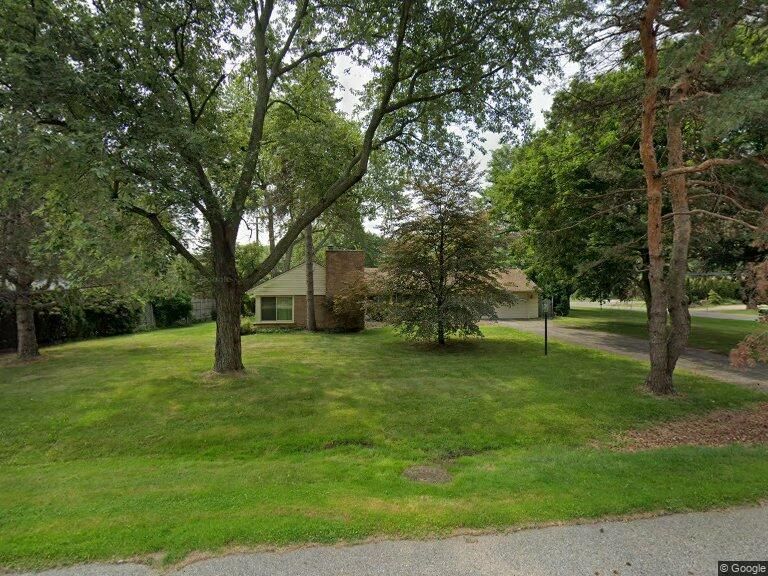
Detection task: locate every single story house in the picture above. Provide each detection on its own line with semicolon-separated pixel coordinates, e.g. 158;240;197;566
249;252;539;328
364;266;540;320
493;269;540;319
248;248;365;330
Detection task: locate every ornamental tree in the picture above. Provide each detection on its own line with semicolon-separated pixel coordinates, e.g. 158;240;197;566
379;150;512;346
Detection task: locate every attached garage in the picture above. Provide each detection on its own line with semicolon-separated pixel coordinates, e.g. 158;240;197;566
494;269;540;319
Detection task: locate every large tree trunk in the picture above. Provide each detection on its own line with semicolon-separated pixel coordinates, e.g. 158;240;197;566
15;287;39;360
664;80;693;381
639;0;674;395
211;224;244;373
305;222;316;331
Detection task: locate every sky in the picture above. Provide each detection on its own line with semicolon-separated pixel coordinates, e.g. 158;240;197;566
238;59;567;243
332;55;561;173
331;55;567;234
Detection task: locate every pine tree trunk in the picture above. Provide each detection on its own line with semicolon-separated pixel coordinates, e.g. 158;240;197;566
639;0;674;395
665;80;693;382
15;288;39;360
211;224;244;373
639;250;652;320
305;222;316;331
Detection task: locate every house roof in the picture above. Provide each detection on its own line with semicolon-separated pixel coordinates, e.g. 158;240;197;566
363;267;536;293
496;269;537;292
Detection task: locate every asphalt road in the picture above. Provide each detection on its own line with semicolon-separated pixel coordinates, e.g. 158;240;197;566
14;504;768;576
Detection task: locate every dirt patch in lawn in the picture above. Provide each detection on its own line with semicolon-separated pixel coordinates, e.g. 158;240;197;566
403;465;452;484
621;403;768;451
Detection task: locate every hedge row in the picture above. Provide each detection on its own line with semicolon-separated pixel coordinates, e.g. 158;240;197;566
0;290;194;349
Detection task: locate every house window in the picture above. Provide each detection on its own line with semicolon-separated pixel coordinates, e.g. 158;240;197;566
261;296;293;322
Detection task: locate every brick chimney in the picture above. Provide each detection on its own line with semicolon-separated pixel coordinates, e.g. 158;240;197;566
325;248;365;297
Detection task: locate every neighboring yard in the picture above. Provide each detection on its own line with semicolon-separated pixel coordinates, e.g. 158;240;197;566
558;307;761;355
2;324;768;570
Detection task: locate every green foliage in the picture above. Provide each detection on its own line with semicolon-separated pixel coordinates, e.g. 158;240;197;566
381;150;511;344
485;80;645;307
241;293;256;317
79;290;144;337
0;289;144;348
328;276;367;333
686;277;742;304
151;294;192;328
707;290;726;306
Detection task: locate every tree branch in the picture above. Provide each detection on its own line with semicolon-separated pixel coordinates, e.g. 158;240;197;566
661;157;743;177
124;203;210;276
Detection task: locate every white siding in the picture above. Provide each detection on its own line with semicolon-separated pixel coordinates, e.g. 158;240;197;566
248;264;326;296
494;291;539;319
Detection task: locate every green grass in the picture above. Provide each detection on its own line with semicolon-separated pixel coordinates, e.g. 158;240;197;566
1;324;767;570
558;307;761;355
697;308;760;317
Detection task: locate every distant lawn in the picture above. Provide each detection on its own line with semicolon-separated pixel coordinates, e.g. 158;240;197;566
558;307;761;355
1;324;768;570
696;308;760;318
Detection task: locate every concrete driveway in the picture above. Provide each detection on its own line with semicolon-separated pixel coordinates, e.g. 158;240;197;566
13;504;768;576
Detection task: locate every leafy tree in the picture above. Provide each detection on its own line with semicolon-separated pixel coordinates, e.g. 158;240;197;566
379;151;511;345
487;121;645;315
0;111;168;358
2;0;579;372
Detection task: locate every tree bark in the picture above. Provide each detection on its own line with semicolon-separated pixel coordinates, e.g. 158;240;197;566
305;222;316;331
266;202;276;253
639;0;674;394
15;287;39;360
665;79;693;380
211;223;244;373
638;249;653;320
436;213;446;346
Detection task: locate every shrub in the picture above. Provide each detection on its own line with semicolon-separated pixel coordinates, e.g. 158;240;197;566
328;275;367;332
0;289;144;348
241;293;255;316
706;289;725;306
79;289;144;337
686;277;741;304
151;293;192;327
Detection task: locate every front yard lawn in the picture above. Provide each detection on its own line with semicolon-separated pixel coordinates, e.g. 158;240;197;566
1;324;767;570
558;306;761;355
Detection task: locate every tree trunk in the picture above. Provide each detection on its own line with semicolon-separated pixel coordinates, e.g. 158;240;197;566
267;203;275;253
639;0;674;395
305;222;316;331
15;288;39;360
665;80;693;381
639;249;653;320
437;320;446;346
211;224;244;373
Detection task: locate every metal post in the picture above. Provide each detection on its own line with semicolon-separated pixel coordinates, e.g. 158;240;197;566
544;310;548;356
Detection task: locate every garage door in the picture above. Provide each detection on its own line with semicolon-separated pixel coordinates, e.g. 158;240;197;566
494;293;539;319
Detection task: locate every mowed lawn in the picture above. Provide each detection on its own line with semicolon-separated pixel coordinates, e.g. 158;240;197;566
558;307;762;355
1;324;768;570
